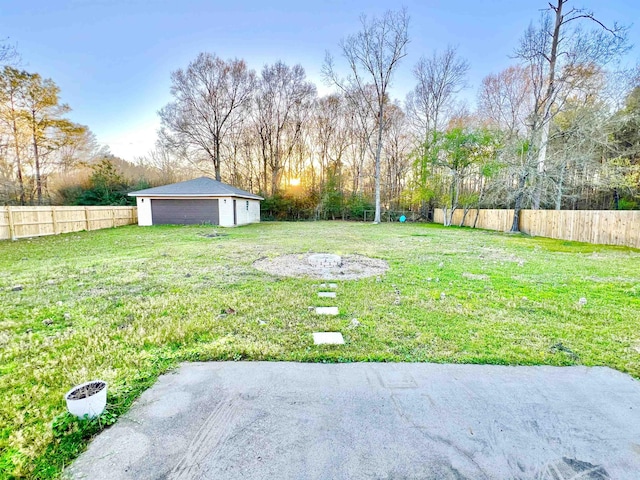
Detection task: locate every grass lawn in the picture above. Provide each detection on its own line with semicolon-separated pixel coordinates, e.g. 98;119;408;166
1;221;639;478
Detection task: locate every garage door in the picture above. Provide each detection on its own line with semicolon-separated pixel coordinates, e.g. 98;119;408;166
151;199;219;225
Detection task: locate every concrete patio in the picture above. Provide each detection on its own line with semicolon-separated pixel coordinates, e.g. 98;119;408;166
67;362;640;480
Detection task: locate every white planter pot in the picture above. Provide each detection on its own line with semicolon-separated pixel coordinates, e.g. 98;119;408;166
65;380;107;419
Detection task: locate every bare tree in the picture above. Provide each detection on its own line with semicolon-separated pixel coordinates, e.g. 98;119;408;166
324;8;410;223
343;85;378;196
405;45;469;218
547;99;606;209
137;142;188;185
159;53;257;182
312;94;349;189
514;0;629;222
382;101;412;211
407;46;469;145
478;66;532;138
55;126;100;172
0;38;18;67
254;61;316;195
477;66;533;220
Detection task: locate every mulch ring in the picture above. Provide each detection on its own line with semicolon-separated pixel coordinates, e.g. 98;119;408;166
252;253;389;280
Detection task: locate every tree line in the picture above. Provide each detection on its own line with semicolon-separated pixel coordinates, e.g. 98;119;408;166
0;44;161;206
1;0;639;230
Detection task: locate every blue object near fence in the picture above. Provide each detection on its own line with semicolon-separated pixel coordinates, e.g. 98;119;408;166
399;215;406;223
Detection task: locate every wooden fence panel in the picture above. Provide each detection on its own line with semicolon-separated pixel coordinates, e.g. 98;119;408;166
432;208;640;248
87;207;115;231
436;208;514;231
54;207;90;234
7;207;55;238
520;209;640;248
0;208;9;239
475;209;514;231
0;206;137;240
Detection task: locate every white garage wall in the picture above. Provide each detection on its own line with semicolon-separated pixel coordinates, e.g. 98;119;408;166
136;197;152;226
218;197;235;227
235;199;246;225
249;200;260;223
236;199;248;225
234;199;261;225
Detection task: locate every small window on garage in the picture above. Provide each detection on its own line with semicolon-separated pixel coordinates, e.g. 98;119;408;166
246;201;249;211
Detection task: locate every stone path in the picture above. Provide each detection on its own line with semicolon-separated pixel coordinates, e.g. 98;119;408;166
312;332;345;345
314;306;339;316
318;291;336;298
312;276;343;344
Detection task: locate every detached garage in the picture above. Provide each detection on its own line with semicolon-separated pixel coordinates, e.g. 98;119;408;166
128;177;263;227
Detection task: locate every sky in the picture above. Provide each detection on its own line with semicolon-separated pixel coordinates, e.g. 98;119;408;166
2;0;639;161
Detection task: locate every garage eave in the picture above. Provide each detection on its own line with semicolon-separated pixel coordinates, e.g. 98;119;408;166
127;176;264;200
128;193;264;200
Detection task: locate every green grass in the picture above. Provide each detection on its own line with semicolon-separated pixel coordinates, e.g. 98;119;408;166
1;221;639;478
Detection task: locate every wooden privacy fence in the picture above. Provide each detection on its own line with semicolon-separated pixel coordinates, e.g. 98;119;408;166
0;206;137;240
433;208;640;249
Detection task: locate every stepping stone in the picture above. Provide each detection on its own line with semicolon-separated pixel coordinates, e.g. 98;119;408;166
318;292;337;298
313;332;345;345
319;283;338;289
315;306;339;315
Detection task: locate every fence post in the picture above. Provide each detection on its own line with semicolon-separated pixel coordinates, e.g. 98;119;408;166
51;207;58;235
84;207;90;231
7;206;16;240
112;208;116;228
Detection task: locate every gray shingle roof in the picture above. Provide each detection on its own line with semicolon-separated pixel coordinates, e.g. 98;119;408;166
128;177;263;200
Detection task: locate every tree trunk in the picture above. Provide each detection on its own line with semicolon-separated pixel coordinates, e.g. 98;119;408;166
447;207;457;226
510;170;528;232
10;112;26;205
31;112;43;205
447;171;458;226
533;0;563;209
473;177;486;229
260;140;268;195
532;172;544;210
555;164;565;210
460;207;470;227
270;160;281;195
373;104;384;224
214;138;222;181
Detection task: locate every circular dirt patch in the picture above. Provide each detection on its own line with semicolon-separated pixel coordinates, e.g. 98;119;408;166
253;253;388;280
